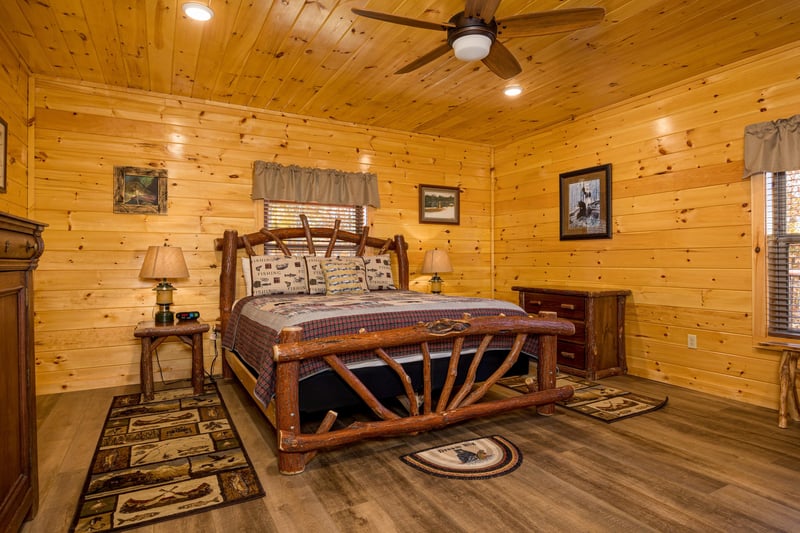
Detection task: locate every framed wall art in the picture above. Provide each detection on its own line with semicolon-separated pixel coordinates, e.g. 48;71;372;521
113;166;168;214
559;164;612;240
419;184;460;225
0;116;7;194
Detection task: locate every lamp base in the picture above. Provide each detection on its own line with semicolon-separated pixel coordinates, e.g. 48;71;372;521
154;305;174;325
429;274;443;295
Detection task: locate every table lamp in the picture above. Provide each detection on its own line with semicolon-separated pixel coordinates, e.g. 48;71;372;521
422;249;453;294
139;244;189;325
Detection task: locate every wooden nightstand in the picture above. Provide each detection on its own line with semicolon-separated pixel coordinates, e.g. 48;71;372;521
513;286;630;380
134;320;210;400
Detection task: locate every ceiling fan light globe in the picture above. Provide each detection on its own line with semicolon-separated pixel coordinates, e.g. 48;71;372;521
452;34;492;62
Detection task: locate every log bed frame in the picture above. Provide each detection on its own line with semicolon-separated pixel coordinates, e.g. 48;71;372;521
214;215;575;474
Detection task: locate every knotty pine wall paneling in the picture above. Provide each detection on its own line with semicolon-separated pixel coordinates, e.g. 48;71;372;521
31;78;492;394
494;43;800;410
0;33;30;217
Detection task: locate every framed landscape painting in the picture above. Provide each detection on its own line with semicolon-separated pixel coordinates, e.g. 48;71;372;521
419;184;460;225
113;166;168;214
559;164;612;240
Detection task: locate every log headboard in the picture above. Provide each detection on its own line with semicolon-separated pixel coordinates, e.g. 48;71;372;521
213;214;409;338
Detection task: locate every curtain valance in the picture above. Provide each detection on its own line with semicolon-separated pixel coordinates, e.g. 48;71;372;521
743;114;800;178
252;161;380;207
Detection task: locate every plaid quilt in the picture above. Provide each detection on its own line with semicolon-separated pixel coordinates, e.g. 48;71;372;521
222;290;538;405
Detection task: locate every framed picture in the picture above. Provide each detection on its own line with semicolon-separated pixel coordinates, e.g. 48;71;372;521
419;184;460;225
559;164;612;240
0;116;7;194
113;166;168;214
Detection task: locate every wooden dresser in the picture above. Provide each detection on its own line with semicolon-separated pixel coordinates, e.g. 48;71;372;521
513;286;630;380
0;212;45;532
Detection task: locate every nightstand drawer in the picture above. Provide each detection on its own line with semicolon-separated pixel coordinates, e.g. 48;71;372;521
520;292;585;320
557;340;586;369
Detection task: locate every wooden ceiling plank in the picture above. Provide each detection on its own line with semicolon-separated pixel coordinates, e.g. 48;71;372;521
79;0;130;87
246;1;354;110
169;2;207;97
0;1;57;75
189;0;242;100
145;0;177;95
226;1;306;108
206;0;275;102
11;0;80;79
113;0;152;91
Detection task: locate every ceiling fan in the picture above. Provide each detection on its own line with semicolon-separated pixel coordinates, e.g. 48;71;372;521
352;1;605;79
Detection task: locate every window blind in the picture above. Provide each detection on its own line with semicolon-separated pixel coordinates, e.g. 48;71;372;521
767;171;800;337
263;201;366;256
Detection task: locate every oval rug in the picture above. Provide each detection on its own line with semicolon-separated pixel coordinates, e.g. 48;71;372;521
400;435;522;479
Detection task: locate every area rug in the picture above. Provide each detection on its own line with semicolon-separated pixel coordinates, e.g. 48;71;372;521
69;382;264;532
400;435;522;479
497;374;668;423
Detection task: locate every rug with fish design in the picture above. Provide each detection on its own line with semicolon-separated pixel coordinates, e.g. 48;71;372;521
69;382;264;532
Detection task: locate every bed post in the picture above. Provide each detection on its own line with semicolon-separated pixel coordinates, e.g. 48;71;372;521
219;229;239;378
393;234;409;290
536;311;558;415
275;326;306;474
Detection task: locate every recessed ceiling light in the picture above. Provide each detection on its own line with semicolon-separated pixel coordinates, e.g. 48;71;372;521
183;2;214;21
504;85;523;97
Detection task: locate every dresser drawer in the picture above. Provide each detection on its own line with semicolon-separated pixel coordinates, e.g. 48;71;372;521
520;292;586;320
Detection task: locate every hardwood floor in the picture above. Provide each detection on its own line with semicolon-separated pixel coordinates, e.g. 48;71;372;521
21;374;800;532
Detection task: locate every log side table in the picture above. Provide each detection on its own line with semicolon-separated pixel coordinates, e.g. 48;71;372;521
134;320;210;400
762;341;800;428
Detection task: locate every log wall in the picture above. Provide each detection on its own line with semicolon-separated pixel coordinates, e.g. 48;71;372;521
0;32;30;217
31;78;492;394
494;42;800;409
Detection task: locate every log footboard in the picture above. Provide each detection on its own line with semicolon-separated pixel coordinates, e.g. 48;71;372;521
271;312;575;474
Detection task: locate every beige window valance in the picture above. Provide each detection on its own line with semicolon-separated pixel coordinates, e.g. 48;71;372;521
252;161;380;207
743;114;800;178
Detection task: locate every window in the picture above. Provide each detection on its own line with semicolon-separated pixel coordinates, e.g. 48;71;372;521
263;201;367;256
755;170;800;341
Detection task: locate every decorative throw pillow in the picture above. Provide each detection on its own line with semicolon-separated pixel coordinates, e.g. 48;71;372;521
321;257;369;295
242;257;253;296
303;256;330;294
249;255;308;295
362;254;396;290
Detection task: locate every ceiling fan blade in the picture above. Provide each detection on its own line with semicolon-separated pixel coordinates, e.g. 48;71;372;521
481;41;521;79
395;43;452;74
464;0;502;21
497;7;605;38
351;8;453;32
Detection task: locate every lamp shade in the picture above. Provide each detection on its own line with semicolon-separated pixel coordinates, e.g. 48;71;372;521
421;249;453;274
139;245;189;280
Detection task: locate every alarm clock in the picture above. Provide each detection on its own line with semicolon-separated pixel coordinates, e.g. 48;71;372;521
176;311;200;321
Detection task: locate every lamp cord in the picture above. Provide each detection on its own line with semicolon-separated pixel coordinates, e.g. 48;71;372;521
152;329;220;387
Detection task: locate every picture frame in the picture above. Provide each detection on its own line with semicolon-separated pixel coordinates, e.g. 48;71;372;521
419;184;460;225
0;116;7;194
113;166;168;214
559;164;612;240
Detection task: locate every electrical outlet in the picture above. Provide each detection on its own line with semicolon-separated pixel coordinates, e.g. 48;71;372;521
687;334;697;349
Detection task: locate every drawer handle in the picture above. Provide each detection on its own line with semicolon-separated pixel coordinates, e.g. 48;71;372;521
529;300;542;306
559;351;576;360
560;303;575;310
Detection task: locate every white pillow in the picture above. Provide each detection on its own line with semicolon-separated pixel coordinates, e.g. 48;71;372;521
250;256;308;295
362;254;396;290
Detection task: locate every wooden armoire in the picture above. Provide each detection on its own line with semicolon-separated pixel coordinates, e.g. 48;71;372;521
0;212;45;532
